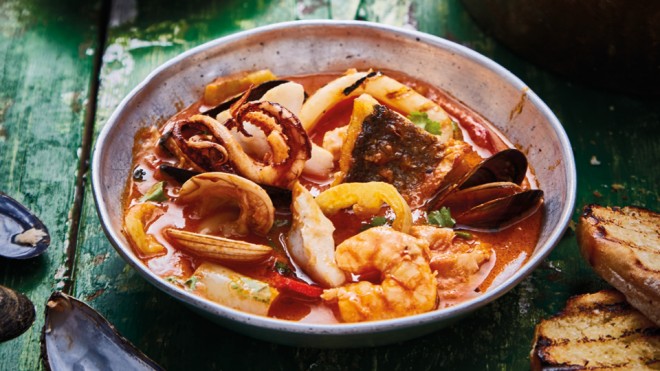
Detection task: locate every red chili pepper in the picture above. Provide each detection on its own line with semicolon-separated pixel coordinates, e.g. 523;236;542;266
269;273;323;298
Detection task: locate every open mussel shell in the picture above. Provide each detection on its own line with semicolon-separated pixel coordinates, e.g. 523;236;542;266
0;192;50;259
0;285;36;342
201;79;290;117
441;182;522;216
454;189;544;232
458;148;527;189
460;148;528;190
41;291;163;371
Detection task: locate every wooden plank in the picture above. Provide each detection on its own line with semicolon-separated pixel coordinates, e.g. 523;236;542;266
0;1;101;369
67;1;659;370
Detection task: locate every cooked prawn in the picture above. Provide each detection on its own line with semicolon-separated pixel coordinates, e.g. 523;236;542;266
321;227;437;322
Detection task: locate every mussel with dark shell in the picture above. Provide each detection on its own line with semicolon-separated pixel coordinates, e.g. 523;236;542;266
432;149;544;232
0;192;50;259
41;292;163;371
0;285;36;342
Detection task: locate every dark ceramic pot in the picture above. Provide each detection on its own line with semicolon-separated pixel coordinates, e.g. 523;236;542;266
461;0;660;95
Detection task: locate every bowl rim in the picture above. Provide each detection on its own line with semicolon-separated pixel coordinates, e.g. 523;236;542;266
92;20;576;337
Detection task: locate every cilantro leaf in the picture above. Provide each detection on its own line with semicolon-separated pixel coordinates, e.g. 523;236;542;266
455;231;473;239
274;261;292;275
408;111;441;135
140;181;167;202
184;276;198;291
370;216;388;227
427;207;456;228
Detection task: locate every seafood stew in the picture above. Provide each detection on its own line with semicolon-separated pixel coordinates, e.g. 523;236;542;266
122;69;543;323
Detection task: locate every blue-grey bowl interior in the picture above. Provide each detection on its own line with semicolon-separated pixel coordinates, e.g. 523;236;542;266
92;20;576;348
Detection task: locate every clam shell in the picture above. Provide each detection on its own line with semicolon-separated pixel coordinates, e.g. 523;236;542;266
0;285;35;342
0;192;50;259
41;291;163;371
165;228;272;263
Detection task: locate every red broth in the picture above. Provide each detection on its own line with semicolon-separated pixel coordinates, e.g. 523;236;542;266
123;71;542;323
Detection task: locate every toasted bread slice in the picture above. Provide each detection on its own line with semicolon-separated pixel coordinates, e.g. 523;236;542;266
531;290;660;370
577;205;660;325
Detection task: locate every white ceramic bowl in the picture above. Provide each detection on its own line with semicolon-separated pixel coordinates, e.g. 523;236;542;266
92;20;576;348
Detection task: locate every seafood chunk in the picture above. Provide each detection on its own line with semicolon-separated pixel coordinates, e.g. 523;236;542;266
191;262;279;316
178;172;274;236
299;70;454;143
166;101;311;189
0;285;35;342
287;182;346;288
322;125;348;161
410;226;493;304
0;192;50;259
335;94;474;208
321;227;437;322
42;292;163;370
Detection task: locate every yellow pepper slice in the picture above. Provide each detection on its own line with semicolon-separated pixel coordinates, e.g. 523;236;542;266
124;202;166;255
315;182;412;233
203;69;277;106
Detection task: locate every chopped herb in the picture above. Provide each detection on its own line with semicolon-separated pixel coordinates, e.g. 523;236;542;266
273;218;290;228
451;120;462;139
360;216;391;231
140;181;167;202
427;207;456;228
274;261;292;275
133;168;146;181
408;111;441;135
370;216;389;227
455;231;473;239
184;276;198;291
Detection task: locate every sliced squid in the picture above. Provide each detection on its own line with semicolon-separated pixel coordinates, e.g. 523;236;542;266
299;70;454;143
185;106;311;188
257;81;334;178
191;262;279;316
219;81;333;180
287;182;346;288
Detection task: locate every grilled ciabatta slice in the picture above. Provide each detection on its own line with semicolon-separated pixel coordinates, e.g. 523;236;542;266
577;204;660;325
530;290;660;370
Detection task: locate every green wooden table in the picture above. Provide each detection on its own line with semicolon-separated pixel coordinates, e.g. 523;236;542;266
1;0;658;369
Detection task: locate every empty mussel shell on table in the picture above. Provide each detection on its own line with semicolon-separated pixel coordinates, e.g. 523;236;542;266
0;192;50;259
0;285;36;342
41;292;163;371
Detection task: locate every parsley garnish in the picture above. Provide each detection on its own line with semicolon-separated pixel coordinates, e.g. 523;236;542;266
140;181;167;202
274;261;292;275
427;207;456;228
184;276;198;291
408;111;441;135
370;216;389;227
272;218;290;228
455;231;473;239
